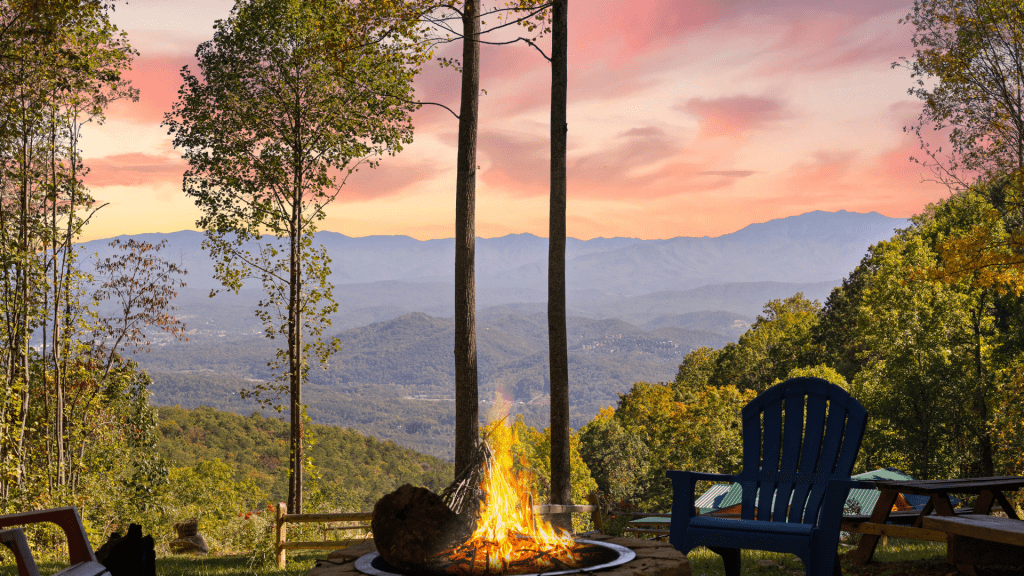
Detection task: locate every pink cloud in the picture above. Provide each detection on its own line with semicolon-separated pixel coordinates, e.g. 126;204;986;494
83;152;185;187
337;159;446;201
478;130;549;194
677;96;791;141
106;54;196;125
750;12;910;76
573;0;730;65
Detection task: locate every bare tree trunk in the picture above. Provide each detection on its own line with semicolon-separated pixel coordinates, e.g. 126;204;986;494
454;0;480;478
288;111;305;514
548;0;571;529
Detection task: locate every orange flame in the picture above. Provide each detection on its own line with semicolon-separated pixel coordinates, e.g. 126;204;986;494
449;420;581;574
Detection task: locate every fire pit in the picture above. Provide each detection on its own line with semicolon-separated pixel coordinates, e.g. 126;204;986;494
354;539;634;576
308;537;690;576
309;420;690;576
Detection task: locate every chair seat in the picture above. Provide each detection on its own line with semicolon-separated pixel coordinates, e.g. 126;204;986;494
690;517;816;537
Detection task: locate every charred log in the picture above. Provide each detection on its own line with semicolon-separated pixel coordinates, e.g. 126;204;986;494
372;484;472;573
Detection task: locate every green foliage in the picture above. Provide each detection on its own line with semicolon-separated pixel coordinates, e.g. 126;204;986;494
711;294;822;393
154;404;454;511
579;381;754;513
507;415;598;532
577;407;650;507
669;294;823;396
772;364;848;389
895;0;1024;188
164;0;432;511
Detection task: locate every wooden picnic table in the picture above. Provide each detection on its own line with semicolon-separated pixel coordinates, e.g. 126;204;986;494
847;476;1024;574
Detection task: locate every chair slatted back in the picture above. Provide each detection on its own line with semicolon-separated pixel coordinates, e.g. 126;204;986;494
737;377;867;525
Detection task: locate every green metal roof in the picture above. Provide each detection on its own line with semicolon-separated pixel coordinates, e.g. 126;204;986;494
628;468;961;527
688;468;928;516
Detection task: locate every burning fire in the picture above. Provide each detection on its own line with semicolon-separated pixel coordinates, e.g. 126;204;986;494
440;420;583;575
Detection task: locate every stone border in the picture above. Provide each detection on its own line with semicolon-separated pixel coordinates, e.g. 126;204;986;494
308;534;691;576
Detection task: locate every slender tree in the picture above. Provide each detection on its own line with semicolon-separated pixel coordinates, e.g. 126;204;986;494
547;0;570;525
0;0;138;501
417;0;553;476
453;0;481;478
165;0;422;513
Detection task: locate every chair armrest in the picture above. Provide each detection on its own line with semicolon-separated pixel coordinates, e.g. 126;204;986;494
666;470;735;483
1;528;41;576
666;471;737;549
666;471;737;521
0;507;96;565
818;479;876;530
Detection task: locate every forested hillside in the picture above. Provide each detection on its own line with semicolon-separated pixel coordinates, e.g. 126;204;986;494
144;309;751;459
155;405;453;510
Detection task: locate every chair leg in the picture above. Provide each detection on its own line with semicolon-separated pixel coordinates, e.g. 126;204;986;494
709;547;741;576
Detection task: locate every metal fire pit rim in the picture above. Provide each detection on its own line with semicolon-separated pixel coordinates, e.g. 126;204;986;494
354;539;637;576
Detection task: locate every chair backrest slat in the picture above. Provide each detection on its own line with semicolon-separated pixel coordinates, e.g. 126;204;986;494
787;392;828;523
774;393;807;521
756;395;783;521
736;377;867;526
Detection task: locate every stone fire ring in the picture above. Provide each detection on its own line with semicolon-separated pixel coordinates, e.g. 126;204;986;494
355;539;634;576
308;534;692;576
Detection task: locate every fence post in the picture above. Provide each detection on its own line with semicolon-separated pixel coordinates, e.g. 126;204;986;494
276;502;288;569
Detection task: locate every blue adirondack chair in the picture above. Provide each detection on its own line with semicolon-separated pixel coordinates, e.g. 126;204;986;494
667;377;873;576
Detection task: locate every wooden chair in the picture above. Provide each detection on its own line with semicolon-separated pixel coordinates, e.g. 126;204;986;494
0;507;109;576
667;377;873;576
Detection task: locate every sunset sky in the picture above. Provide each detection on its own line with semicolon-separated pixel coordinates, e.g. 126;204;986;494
79;0;952;242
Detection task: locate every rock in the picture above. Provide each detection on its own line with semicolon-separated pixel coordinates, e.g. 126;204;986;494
173;519;198;538
371;484;471;573
169;534;209;554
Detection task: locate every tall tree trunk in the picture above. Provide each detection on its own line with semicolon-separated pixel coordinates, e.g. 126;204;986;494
548;0;570;527
288;114;305;514
454;0;480;478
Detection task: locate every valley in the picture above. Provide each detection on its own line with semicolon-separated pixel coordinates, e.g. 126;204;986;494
108;210;911;460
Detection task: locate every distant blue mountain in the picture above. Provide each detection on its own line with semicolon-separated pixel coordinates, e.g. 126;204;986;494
80;210;908;302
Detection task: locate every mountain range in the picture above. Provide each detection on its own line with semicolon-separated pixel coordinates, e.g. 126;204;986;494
84;209;907;324
80;210;910;459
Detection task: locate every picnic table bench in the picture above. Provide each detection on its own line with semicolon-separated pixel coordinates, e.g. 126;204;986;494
847;476;1024;576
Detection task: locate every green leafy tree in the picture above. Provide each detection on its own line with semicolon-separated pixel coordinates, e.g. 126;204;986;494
894;1;1024;291
508;415;596;533
0;0;169;512
895;0;1024;191
164;0;424;513
711;293;822;393
579;381;753;512
577;407;650;507
673;346;724;392
772;365;848;389
851;215;998;478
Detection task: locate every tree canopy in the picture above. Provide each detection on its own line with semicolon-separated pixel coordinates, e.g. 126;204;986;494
164;0;426;513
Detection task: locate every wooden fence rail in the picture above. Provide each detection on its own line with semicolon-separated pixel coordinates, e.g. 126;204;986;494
275;502;373;568
274;494;608;569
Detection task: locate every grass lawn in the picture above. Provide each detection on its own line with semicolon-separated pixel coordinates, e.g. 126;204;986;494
0;550;323;576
